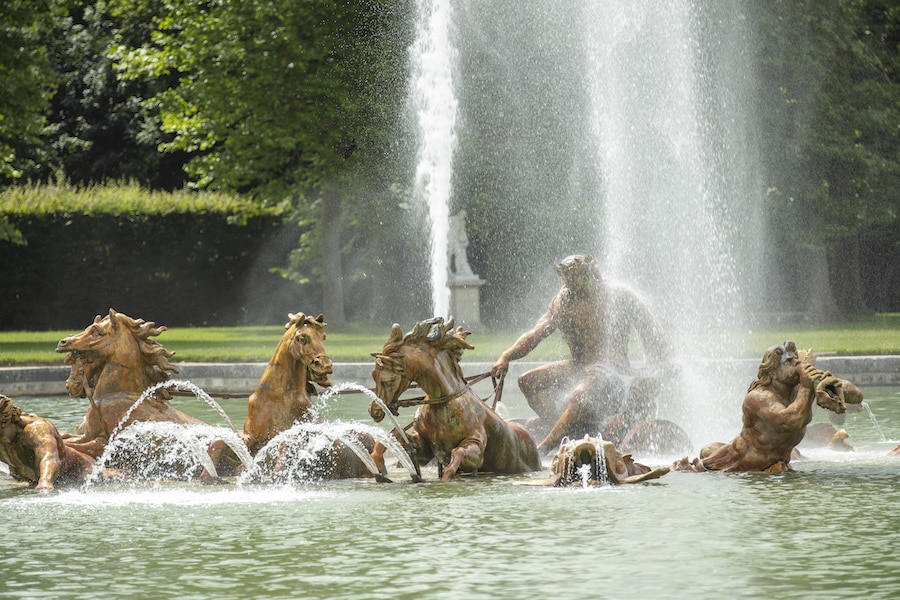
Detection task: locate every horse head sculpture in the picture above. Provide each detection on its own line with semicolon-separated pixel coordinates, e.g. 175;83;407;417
286;312;333;388
369;318;473;423
57;308;176;400
55;309;200;457
204;311;373;482
243;312;332;454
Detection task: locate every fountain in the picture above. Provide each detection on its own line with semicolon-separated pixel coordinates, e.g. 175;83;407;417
84;379;423;486
443;2;764;448
582;2;764;446
862;401;888;442
541;433;669;487
88;421;240;484
318;382;422;480
1;4;900;599
410;0;458;319
447;210;485;329
246;421;383;484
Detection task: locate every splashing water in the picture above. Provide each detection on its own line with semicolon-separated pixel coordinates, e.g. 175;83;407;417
861;401;887;442
107;379;241;444
577;463;592;489
594;435;609;487
317;382;422;480
81;379;425;486
562;434;609;488
320;382;413;447
243;421;423;484
86;380;256;485
86;422;251;486
582;3;762;446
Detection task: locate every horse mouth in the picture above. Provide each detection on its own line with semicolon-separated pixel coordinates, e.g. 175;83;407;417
56;343;85;357
56;337;92;355
308;363;333;384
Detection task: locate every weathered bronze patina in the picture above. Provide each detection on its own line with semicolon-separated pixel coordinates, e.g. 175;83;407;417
204;312;374;481
369;317;541;481
674;341;862;473
56;309;202;457
0;395;95;490
543;434;668;487
491;255;680;454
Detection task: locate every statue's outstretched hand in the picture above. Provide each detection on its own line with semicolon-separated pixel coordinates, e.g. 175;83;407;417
491;355;509;379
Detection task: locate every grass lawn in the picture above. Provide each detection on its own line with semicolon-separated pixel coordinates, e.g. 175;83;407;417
1;314;898;366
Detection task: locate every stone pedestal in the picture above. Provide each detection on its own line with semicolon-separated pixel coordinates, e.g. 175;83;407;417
449;277;485;329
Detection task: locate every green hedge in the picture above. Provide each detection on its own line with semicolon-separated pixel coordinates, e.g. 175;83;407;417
0;182;312;330
0;181;286;219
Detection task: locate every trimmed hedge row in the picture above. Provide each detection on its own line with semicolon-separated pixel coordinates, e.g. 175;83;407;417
1;183;312;330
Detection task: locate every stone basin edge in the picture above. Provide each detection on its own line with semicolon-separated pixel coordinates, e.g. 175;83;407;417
1;356;899;398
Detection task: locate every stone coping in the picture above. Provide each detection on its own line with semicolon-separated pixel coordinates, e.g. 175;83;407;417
2;356;899;397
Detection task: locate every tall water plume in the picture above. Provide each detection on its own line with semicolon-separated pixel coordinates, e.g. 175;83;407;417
451;2;763;443
410;0;458;318
584;3;761;352
583;3;763;442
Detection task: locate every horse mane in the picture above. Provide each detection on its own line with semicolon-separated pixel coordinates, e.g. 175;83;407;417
380;317;474;377
130;317;179;385
286;312;326;333
61;310;177;398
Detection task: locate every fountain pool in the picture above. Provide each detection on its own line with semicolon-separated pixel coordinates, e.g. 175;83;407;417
2;386;899;599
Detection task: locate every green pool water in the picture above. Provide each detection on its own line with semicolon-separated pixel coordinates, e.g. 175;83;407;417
1;387;898;599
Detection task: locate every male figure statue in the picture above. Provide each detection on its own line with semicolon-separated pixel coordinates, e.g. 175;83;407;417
491;255;673;454
677;341;849;473
0;395;95;490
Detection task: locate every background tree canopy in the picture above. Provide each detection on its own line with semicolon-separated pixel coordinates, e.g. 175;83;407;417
1;0;898;328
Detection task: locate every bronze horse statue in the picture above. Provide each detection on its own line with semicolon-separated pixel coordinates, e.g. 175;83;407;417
369;317;541;481
204;312;375;481
56;309;201;457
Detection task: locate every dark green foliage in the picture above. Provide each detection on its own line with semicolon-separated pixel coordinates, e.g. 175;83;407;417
3;0;900;326
39;4;187;189
751;0;900;315
0;183;306;329
0;0;60;183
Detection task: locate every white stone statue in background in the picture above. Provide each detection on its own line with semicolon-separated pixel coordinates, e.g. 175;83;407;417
448;210;477;280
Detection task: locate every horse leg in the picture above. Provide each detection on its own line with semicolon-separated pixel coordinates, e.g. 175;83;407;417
370;440;395;483
200;439;227;484
441;437;485;481
371;440;388;476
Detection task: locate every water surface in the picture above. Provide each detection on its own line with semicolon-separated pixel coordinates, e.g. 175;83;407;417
2;387;899;599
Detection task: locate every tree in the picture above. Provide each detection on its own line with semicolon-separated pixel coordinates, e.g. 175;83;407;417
111;0;414;324
752;0;900;319
0;0;61;242
0;0;59;186
37;2;188;189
